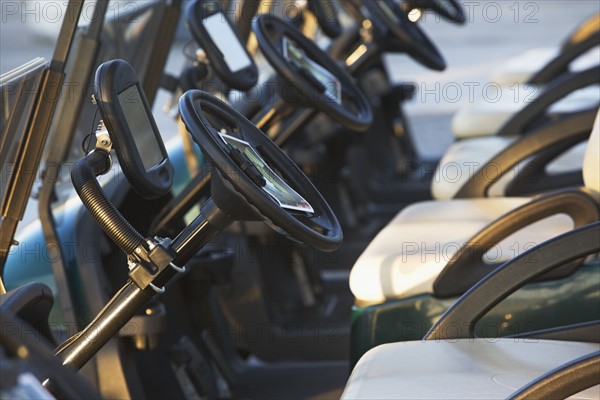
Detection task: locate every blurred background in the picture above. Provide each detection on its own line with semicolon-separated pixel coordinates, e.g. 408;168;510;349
2;0;599;226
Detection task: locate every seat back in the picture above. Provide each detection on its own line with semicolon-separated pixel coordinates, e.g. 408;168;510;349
561;13;600;50
583;109;600;201
529;13;600;84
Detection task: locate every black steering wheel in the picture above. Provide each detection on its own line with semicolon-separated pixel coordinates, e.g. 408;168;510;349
363;0;446;71
252;14;373;132
309;0;343;38
405;0;466;24
179;90;343;252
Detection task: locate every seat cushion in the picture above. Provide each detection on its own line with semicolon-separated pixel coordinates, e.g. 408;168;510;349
451;85;539;139
583;111;600;201
490;46;560;86
432;137;588;200
491;45;600;87
349;198;574;303
431;136;516;200
452;85;600;140
342;338;600;399
547;141;588;174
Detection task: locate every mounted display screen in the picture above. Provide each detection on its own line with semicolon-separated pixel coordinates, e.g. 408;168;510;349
203;13;253;72
186;0;258;90
282;37;342;104
219;132;314;213
117;85;164;169
94;59;173;199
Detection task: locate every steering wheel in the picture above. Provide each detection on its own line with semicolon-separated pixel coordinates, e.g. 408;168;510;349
179;90;343;252
363;0;446;71
405;0;466;24
309;0;342;38
252;14;373;132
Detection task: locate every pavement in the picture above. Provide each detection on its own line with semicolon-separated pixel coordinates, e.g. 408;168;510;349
1;0;598;230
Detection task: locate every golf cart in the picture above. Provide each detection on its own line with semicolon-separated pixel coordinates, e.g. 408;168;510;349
1;1;598;399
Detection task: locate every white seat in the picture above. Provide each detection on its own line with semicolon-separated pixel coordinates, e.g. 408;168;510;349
431;136;516;200
342;339;600;399
451;84;600;139
431;137;588;200
490;45;599;87
490;11;599;87
349;110;600;304
547;141;588;174
466;16;600;139
490;47;559;86
584;110;600;202
349;198;572;303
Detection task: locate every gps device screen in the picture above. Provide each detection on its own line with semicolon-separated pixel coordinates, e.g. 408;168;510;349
118;85;164;169
94;59;173;199
186;0;258;90
282;37;342;104
219;133;314;213
203;13;252;72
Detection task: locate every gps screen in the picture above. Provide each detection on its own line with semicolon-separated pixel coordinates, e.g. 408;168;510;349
118;85;164;169
219;133;314;213
282;37;342;104
203;13;253;72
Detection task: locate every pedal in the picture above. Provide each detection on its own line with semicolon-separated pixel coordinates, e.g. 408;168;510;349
170;336;226;399
200;330;237;387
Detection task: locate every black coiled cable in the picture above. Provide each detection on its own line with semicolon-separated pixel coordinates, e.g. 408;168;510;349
71;151;145;255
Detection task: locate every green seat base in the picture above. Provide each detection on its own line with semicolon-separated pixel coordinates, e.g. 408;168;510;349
350;261;600;368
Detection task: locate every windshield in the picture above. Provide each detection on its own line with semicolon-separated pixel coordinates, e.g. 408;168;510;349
0;58;47;216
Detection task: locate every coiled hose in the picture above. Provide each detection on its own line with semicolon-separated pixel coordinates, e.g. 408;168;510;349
71;151;145;255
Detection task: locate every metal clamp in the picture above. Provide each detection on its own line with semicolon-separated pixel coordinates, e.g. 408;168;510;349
148;283;166;294
146;262;185;294
128;237;180;293
169;262;186;273
95;120;112;153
